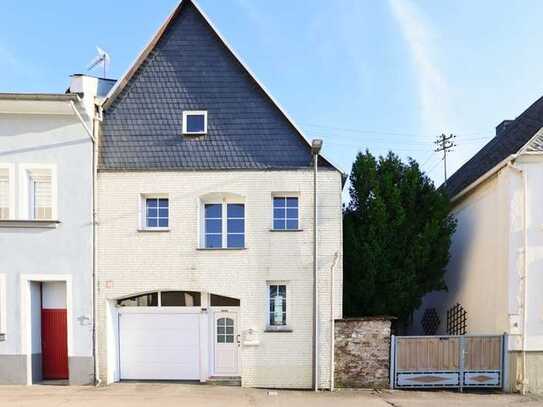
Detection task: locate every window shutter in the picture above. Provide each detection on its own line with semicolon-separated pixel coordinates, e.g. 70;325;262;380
0;169;9;220
29;170;52;220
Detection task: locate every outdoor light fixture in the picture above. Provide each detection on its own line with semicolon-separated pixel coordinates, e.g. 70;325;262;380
311;139;323;155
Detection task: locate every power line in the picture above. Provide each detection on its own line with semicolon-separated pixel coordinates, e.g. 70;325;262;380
301;122;488;139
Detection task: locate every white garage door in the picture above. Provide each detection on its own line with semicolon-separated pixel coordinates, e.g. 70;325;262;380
119;313;200;380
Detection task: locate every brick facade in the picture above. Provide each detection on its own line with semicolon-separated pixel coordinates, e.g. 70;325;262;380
96;169;343;389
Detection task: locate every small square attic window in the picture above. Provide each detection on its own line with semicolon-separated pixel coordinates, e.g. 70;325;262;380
182;110;207;135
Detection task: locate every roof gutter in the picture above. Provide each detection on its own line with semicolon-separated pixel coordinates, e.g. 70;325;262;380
0;93;80;102
450;154;519;204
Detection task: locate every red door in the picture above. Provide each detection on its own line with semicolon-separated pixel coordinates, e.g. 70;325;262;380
41;309;68;380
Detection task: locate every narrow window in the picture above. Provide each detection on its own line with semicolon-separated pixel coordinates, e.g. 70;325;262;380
182;111;207;135
0;169;9;220
145;197;169;228
205;203;222;248
268;284;287;326
273;197;298;230
28;169;52;220
227;203;244;248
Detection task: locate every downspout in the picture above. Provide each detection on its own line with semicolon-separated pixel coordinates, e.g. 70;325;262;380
70;99;101;385
508;161;528;394
329;251;339;392
92;104;103;386
311;139;323;392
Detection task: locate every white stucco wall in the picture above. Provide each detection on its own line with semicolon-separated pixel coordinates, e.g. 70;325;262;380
413;155;543;353
515;156;543;351
412;168;511;335
0;112;93;367
96;169;343;389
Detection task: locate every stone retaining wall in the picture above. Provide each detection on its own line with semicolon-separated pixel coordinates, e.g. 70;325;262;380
334;317;393;388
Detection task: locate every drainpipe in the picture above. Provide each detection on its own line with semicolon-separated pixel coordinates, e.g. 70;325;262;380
70;98;101;385
311;139;322;392
329;251;339;392
507;161;528;394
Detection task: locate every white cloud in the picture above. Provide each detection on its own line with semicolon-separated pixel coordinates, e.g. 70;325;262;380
388;0;452;137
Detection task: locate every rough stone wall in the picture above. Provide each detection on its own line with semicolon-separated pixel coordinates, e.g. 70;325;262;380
334;318;392;388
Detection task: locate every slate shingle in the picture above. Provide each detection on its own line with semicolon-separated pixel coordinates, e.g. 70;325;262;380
99;1;331;171
446;95;543;198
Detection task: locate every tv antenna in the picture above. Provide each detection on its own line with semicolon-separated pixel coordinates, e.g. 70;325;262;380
87;47;110;78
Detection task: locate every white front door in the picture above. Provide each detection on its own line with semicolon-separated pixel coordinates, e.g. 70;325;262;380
213;312;239;376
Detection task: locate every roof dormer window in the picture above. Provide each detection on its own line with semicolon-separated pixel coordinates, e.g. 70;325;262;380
182;110;207;135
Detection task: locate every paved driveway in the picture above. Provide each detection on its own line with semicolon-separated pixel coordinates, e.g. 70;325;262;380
0;383;541;407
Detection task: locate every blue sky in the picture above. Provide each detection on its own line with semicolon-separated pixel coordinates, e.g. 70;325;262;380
2;0;543;187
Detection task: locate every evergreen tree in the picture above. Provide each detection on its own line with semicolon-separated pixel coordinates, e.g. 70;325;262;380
343;150;456;322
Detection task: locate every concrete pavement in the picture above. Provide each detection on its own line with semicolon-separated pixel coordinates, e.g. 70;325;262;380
0;383;540;407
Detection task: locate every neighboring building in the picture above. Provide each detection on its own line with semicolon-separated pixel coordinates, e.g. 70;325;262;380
0;74;114;385
411;95;543;393
95;0;343;389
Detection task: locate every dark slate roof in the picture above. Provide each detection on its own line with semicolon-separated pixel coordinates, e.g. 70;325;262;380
99;0;335;171
446;95;543;198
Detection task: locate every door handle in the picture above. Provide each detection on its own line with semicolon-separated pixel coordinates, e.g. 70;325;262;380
237;334;240;344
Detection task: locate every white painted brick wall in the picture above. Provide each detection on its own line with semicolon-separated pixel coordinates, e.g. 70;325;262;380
96;169;343;389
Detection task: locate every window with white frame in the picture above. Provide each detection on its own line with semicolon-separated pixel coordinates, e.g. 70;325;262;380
273;196;299;230
268;284;287;327
142;197;169;229
182;110;207;135
27;168;53;220
203;202;245;249
0;168;10;220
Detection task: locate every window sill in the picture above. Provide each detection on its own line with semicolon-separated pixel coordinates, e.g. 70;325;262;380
0;219;60;229
270;229;303;232
265;326;293;333
196;247;247;251
183;132;206;137
137;228;170;233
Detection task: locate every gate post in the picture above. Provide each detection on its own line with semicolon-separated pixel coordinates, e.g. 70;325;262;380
502;334;509;392
389;335;396;389
459;336;465;392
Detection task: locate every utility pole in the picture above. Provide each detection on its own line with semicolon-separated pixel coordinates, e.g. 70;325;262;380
434;133;456;185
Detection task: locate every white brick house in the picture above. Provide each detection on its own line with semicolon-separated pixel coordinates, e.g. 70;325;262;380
95;0;343;389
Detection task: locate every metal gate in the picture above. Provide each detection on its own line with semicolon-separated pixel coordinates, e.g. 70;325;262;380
390;335;507;390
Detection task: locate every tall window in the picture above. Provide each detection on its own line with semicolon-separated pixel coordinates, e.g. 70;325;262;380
227;204;244;248
28;169;52;220
204;204;222;248
268;284;287;326
0;169;9;220
204;202;245;249
273;197;298;230
144;197;169;229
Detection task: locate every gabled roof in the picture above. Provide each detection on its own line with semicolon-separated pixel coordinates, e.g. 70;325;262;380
446;95;543;199
99;0;341;173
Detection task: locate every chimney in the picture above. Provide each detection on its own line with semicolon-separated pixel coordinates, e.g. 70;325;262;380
496;120;513;137
67;74;116;118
